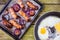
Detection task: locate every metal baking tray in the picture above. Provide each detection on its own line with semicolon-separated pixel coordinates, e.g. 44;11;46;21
0;0;43;40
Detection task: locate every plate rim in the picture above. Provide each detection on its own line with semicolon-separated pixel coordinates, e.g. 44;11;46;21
34;12;60;40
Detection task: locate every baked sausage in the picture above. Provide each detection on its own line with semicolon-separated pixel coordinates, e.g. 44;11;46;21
27;1;38;10
9;20;22;29
17;0;25;8
2;16;12;28
18;10;30;22
8;7;18;19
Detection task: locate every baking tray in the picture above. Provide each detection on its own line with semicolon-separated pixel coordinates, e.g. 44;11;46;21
0;0;43;40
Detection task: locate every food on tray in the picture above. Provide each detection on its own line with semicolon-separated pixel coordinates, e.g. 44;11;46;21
0;0;40;39
2;16;12;28
18;10;30;22
54;22;60;33
9;20;22;29
27;1;38;10
38;27;48;40
19;18;26;29
23;8;35;16
29;10;35;16
12;3;20;12
2;13;10;20
20;3;25;9
14;29;21;36
24;10;30;17
22;7;30;17
17;0;25;8
8;7;18;19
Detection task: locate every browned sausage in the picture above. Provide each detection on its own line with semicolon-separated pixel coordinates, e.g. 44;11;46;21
9;20;22;29
17;0;25;8
27;1;38;10
20;3;25;8
2;16;12;28
18;10;30;22
8;7;18;19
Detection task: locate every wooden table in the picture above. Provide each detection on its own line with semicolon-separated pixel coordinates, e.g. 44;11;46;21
0;0;60;40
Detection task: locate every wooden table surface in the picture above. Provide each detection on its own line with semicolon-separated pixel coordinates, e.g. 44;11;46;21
0;0;60;40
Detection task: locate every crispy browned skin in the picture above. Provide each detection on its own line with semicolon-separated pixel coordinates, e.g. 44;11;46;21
19;10;30;22
9;20;22;29
27;1;38;10
2;17;12;28
20;3;25;8
8;7;18;19
17;0;25;8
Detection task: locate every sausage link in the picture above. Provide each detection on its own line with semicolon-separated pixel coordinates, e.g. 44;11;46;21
9;20;22;29
17;0;25;8
2;16;12;28
8;7;18;19
27;1;38;10
19;10;30;22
